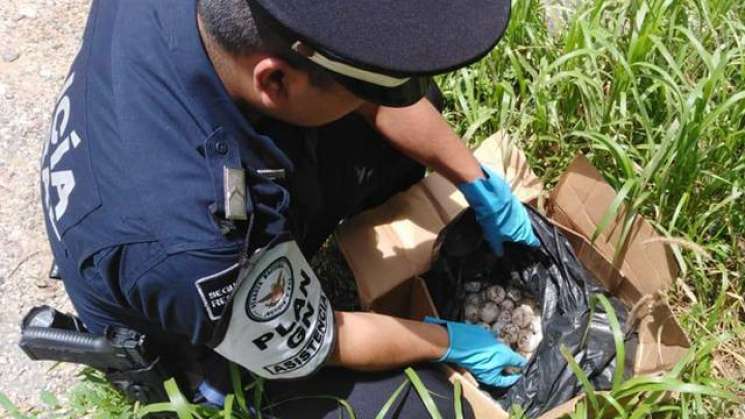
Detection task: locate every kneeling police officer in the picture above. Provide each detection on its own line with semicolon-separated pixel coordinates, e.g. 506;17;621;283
33;0;538;416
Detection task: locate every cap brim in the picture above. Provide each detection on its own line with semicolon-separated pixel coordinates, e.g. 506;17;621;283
334;75;432;108
252;0;511;76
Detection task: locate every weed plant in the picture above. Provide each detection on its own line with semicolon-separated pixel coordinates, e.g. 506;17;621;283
2;0;744;417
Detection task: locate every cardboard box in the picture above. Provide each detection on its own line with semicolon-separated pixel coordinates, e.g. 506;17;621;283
337;133;690;418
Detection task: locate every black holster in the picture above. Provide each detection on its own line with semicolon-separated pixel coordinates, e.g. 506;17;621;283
19;305;183;405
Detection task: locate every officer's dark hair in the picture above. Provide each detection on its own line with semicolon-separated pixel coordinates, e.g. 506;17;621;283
198;0;335;88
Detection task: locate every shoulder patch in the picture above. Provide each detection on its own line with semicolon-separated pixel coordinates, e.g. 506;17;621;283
195;263;240;321
213;240;335;380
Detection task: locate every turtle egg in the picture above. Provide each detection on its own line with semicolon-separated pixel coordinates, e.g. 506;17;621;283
499;298;516;312
480;289;490;303
506;286;522;302
500;324;520;345
464;281;482;293
512;304;535;328
479;301;500;323
464;293;482;306
464;304;480;322
485;285;506;304
517;329;542;353
493;320;510;334
497;309;513;325
528;315;542;334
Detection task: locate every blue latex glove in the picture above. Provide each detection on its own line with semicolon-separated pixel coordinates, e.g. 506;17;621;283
424;316;527;387
457;165;539;256
198;380;226;407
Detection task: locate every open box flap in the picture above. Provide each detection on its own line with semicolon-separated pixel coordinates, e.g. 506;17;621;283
547;155;689;374
337;140;691;417
337;133;543;308
547;155;679;300
336;182;445;308
553;223;690;374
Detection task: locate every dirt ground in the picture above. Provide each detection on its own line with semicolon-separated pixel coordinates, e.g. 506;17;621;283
0;0;91;410
0;0;577;412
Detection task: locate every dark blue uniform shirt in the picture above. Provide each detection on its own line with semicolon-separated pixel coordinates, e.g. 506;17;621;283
40;0;297;346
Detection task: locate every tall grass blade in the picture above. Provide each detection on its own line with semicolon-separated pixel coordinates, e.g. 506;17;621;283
598;393;628;417
222;393;233;418
590;294;626;390
590;178;638;243
137;402;182;417
252;375;264;419
163;378;197;419
614;377;737;401
403;367;443;419
373;379;409;419
453;379;463;419
560;345;599;413
229;363;249;416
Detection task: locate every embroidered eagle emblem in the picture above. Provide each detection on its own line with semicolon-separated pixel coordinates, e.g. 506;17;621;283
257;271;286;308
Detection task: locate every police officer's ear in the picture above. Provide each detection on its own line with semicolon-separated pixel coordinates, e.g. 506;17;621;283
253;56;308;109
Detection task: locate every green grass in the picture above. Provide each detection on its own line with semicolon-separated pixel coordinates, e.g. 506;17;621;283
2;299;736;419
2;0;744;417
0;366;452;419
557;295;737;418
438;0;745;415
0;368;133;418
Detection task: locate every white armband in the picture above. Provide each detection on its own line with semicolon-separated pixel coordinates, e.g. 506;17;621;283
214;240;335;379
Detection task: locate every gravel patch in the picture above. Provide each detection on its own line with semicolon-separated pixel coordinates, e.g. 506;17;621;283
0;0;90;411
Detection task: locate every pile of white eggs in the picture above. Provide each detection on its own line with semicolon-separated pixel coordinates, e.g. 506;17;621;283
462;282;542;357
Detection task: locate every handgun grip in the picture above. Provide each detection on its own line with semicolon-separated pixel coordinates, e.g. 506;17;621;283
19;305;183;406
19;326;122;370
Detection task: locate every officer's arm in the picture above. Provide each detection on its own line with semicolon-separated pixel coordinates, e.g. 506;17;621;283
356;97;484;185
357;95;540;256
328;311;449;370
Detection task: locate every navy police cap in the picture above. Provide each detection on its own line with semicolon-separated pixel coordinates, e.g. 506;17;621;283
251;0;512;107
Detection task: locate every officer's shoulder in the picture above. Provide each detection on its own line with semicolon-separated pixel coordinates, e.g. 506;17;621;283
123;242;243;339
120;241;243;304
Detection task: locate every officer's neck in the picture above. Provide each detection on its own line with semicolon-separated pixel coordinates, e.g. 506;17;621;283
197;14;263;124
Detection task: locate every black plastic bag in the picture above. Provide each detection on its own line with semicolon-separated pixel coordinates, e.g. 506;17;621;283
424;206;638;417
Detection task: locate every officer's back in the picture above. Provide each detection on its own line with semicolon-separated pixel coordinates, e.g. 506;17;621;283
40;0;286;343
